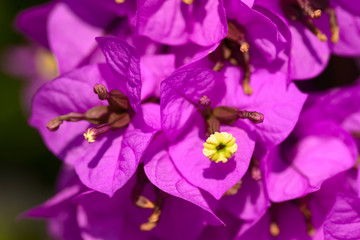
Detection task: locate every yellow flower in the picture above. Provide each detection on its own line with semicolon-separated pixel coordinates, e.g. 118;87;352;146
83;129;96;143
202;132;237;163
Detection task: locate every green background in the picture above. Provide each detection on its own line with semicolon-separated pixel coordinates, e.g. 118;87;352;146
0;1;60;239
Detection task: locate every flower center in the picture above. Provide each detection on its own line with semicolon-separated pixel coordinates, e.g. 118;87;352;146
281;0;339;43
46;84;131;143
203;132;238;163
114;0;125;4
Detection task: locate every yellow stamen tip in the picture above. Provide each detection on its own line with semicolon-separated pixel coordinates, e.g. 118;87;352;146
84;129;96;143
270;222;280;236
115;0;125;3
331;29;340;43
314;9;321;18
240;42;250;53
242;81;254;95
182;0;193;4
317;33;328;42
203;132;237;163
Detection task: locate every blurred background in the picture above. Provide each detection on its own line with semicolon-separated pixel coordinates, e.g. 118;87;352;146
0;1;59;239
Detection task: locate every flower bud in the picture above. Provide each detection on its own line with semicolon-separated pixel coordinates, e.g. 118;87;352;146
212;106;239;124
238;110;264;124
93;84;108;100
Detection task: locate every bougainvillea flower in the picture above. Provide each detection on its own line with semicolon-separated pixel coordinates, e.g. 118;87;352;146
30;63;159;196
26;166;220;240
256;0;360;80
299;79;360;196
264;78;360;202
216;66;307;147
143;131;221;224
160;64;306;199
171;1;292;93
222;0;291;75
30;39;163;195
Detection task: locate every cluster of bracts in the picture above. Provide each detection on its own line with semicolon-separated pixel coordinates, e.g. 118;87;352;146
8;0;360;239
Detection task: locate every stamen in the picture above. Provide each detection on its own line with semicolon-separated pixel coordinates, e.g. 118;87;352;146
212;61;225;72
83;124;112;143
203;132;238;163
296;0;321;19
131;165;166;232
223;180;242;196
281;0;337;43
240;42;250;53
227;22;248;49
182;0;194;4
131;165;155;209
140;190;167;231
325;7;339;43
269;204;280;236
299;198;315;236
222;44;232;60
115;0;125;3
47;84;131;143
270;222;280;236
